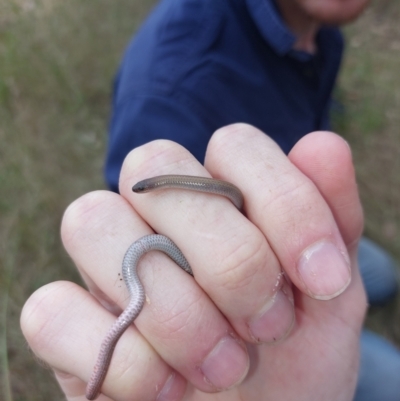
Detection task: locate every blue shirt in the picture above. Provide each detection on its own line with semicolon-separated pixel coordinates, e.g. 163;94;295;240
106;0;344;192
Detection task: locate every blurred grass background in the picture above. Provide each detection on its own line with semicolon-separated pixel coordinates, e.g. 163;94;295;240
0;0;399;399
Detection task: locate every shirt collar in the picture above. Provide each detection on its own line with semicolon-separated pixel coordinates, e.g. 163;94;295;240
245;0;296;56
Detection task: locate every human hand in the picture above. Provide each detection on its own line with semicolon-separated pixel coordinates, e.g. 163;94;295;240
21;124;367;401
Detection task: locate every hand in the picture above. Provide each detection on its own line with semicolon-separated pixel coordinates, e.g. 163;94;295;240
21;124;367;401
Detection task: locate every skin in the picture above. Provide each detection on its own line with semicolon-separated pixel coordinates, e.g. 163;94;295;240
21;124;367;401
21;2;370;400
275;0;370;52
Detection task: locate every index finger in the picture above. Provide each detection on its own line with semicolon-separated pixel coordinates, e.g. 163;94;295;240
119;140;295;345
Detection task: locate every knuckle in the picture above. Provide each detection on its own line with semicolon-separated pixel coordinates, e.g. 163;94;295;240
60;190;122;250
122;140;197;176
20;281;78;354
211;123;260;153
213;233;270;294
154;292;206;340
265;175;324;229
109;340;167;401
214;123;258;141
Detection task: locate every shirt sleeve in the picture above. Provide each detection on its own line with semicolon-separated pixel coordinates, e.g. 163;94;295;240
105;92;213;192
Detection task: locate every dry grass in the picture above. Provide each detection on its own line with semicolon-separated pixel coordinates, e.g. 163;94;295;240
339;2;400;254
0;0;399;399
0;1;157;399
336;1;400;342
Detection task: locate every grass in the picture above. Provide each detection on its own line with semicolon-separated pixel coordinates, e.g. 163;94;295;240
0;0;399;399
339;2;400;256
336;1;400;341
0;1;157;399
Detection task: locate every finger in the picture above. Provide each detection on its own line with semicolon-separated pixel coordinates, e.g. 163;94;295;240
20;281;186;401
288;131;367;321
54;370;113;401
205;124;352;301
288;131;363;249
61;191;249;392
54;371;89;401
119;141;295;345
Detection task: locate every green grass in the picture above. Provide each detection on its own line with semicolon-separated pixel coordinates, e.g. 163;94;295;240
0;0;399;399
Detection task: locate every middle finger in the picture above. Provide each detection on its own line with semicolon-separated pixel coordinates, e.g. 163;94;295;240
119;140;295;345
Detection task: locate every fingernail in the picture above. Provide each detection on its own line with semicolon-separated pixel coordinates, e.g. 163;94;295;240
248;275;294;343
157;372;186;401
297;240;351;300
200;335;249;390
